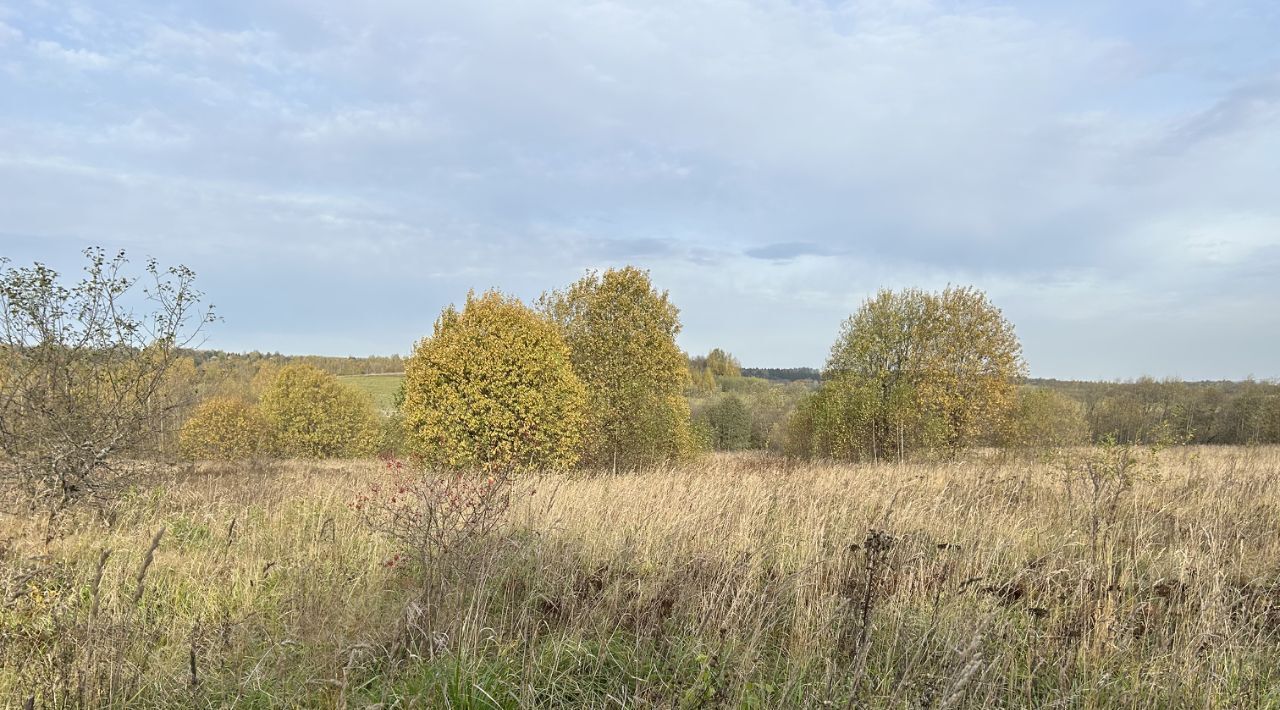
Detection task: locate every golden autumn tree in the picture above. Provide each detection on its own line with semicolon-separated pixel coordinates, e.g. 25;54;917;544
259;364;380;459
401;290;586;473
539;267;694;471
705;348;742;378
689;364;718;395
179;396;276;460
820;286;1025;459
919;286;1026;450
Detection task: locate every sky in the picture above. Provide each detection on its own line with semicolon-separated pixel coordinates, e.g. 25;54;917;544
1;0;1278;380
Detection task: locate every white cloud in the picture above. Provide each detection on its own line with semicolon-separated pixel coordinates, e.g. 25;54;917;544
32;38;113;69
0;0;1277;376
0;20;21;45
290;104;452;146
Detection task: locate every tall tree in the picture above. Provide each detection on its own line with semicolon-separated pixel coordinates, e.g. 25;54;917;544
705;348;742;378
540;267;693;471
820;286;1025;459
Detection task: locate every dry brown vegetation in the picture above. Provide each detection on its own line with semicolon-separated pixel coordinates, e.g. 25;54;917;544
3;447;1280;707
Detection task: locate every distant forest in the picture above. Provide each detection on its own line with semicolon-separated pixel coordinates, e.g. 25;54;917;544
188;350;405;375
741;367;821;382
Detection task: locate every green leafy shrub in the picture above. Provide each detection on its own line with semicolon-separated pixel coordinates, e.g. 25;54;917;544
540;267;694;470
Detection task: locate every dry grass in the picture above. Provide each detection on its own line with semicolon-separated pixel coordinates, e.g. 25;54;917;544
3;447;1280;707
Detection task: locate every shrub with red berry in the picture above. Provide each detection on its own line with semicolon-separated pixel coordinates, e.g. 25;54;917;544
353;455;514;571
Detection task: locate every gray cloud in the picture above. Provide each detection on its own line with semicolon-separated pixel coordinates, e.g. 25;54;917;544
744;242;841;261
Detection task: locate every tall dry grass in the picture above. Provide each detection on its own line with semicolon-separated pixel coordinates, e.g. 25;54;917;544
3;447;1280;707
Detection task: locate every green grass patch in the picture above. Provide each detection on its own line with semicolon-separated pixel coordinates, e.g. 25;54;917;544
339;373;405;413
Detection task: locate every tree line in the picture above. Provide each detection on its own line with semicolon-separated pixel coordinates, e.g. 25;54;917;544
192;350;1280;450
189;350;404;376
180;267;696;473
740;367;820;382
1033;377;1280;446
4;249;1278;529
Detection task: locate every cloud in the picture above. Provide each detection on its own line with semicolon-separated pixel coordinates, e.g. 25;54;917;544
0;0;1277;378
744;242;840;261
32;39;113;69
0;20;21;46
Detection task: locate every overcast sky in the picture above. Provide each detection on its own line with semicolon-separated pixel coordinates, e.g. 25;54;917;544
1;1;1277;379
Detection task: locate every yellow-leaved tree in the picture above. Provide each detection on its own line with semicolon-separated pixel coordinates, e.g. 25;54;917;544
401;290;586;472
539;267;694;471
818;286;1025;460
705;348;742;378
179;396;276;460
259;364;380;459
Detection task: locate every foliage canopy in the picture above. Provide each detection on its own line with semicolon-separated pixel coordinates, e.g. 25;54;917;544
179;396;276;460
402;291;586;472
540;267;693;470
1002;386;1090;449
797;286;1025;460
698;394;753;450
259;364;380;459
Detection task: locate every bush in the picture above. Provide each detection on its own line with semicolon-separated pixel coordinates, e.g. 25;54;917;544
783;394;820;458
374;412;409;458
699;394;752;451
259;364;380;459
1004;387;1090;449
402;291;586;473
0;249;214;526
178;397;275;461
818;286;1024;460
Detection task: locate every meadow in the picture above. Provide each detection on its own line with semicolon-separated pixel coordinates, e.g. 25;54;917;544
337;374;406;414
4;446;1280;708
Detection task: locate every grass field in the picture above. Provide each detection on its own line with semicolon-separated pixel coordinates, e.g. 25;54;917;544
3;447;1280;707
339;373;406;413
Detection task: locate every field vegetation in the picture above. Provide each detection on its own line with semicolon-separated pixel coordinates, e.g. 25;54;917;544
3;250;1280;707
4;448;1280;707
